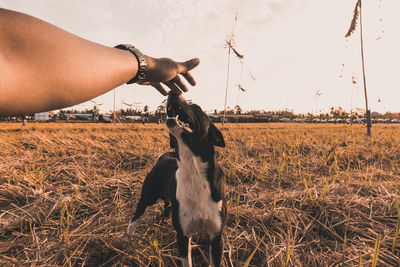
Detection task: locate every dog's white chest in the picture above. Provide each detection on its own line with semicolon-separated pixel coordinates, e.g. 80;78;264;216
176;143;222;237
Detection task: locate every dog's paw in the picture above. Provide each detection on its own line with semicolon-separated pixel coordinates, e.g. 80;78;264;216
161;204;172;218
127;220;136;236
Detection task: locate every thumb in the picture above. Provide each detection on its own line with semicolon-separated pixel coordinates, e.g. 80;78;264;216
179;58;200;73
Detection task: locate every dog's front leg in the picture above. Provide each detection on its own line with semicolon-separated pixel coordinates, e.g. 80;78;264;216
210;233;223;267
177;231;192;267
127;198;150;236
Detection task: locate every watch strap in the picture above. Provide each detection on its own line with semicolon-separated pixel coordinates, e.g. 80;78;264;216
114;44;147;84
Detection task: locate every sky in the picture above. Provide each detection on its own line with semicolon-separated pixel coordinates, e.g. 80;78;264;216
1;0;399;114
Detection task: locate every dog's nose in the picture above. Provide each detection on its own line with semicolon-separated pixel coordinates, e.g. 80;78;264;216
167;103;181;117
166;118;177;128
167;92;185;114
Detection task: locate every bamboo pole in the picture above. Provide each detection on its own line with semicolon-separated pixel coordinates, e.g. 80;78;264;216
223;13;238;126
359;0;372;136
223;47;231;126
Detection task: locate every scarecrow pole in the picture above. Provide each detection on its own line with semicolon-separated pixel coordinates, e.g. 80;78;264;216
345;0;371;136
223;13;244;125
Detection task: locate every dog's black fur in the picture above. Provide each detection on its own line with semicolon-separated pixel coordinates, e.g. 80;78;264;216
127;91;226;267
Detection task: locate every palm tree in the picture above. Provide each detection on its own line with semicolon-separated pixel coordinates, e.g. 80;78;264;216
345;0;372;137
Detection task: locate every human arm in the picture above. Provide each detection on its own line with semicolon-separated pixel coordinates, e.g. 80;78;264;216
0;8;199;116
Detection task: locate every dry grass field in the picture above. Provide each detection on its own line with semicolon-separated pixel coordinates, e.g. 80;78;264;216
0;122;399;266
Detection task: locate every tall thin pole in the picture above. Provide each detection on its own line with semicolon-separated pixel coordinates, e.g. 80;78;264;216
359;0;371;136
223;47;231;125
223;13;238;126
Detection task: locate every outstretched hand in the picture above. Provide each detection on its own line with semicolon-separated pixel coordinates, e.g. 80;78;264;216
139;56;200;95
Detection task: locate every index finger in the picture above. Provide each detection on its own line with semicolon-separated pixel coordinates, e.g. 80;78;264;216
150;82;168;96
164;81;182;95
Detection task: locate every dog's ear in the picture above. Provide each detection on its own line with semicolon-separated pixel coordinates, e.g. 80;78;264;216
209;123;225;147
169;133;177;148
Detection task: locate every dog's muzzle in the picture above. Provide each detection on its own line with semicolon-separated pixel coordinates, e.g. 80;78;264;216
166;115;193;133
166;116;178;128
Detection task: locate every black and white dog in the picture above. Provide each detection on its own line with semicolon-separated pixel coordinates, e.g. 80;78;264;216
127;91;227;267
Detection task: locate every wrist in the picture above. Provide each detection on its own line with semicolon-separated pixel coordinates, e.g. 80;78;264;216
114;44;147;84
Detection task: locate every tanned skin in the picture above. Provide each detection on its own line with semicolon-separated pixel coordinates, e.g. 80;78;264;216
0;8;199;116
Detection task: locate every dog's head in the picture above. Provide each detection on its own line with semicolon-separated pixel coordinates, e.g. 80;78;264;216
166;91;225;158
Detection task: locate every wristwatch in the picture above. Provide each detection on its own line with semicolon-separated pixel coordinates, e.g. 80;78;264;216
114;44;147;84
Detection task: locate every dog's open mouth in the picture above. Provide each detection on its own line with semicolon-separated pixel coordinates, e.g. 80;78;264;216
167;115;193;133
166;105;193;133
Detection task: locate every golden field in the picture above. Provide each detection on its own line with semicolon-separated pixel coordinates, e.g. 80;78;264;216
0;123;399;266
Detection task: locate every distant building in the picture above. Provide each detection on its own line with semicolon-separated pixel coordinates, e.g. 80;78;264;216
125;116;142;122
99;114;112;122
61;113;92;120
34;112;50;121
